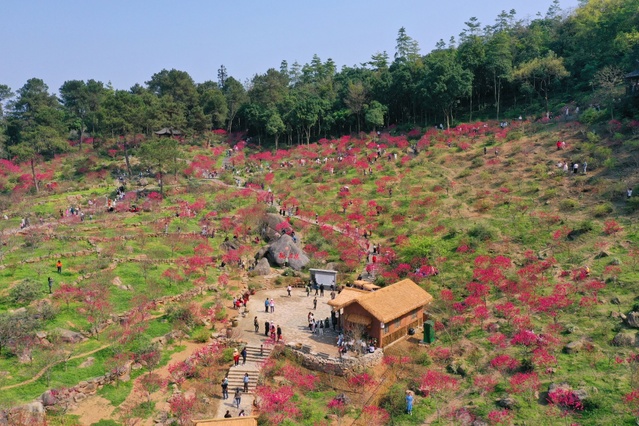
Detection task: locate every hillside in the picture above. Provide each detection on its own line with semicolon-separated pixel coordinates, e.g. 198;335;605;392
0;118;638;426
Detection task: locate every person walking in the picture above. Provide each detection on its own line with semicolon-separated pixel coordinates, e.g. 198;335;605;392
264;320;270;336
233;348;240;367
221;377;229;399
47;277;53;294
313;296;318;310
306;283;311;297
269;298;275;313
254;316;259;333
56;260;62;274
276;325;282;341
287;285;292;297
243;373;250;392
241;347;247;365
234;388;242;408
264;297;269;313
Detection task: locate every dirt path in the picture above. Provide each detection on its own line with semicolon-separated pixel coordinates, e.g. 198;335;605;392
0;344;110;391
69;341;206;426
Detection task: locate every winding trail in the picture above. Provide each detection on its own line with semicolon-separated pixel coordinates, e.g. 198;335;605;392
0;344;110;391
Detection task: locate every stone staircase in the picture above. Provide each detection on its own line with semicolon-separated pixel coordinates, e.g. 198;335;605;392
225;344;272;393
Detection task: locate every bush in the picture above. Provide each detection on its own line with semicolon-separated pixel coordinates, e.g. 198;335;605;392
468;224;495;241
9;279;42;306
165;303;200;328
220;347;235;364
506;131;523;142
191;327;210;343
593;202;613;217
579;108;607;126
559;199;578;211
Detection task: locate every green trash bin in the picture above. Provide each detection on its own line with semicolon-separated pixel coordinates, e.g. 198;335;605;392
423;320;435;344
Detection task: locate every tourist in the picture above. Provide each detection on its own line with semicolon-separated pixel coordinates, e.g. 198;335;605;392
319;320;324;335
241;347;247;365
57;260;62;274
269;298;275;313
254;316;259;333
233;348;240;366
319;284;325;297
583;161;587;174
264;298;269;313
224;410;232;418
287;285;292;297
277;325;282;341
221;376;229;399
238;409;246;417
313;296;318;310
573;162;579;174
243;373;250;392
47;277;53;294
264;320;270;336
234;388;242;408
406;391;414;415
628;188;633;199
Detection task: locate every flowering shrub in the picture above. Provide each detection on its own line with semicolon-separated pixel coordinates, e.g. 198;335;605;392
547;387;584;411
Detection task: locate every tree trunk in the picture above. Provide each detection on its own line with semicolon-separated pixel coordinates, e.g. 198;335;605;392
123;141;132;177
159;169;164;197
275;134;279;151
30;158;39;193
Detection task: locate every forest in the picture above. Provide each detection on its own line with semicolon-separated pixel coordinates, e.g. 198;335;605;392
1;0;638;155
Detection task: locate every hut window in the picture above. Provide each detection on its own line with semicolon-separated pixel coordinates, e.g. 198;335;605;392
412;309;418;319
394;318;401;329
384;323;389;334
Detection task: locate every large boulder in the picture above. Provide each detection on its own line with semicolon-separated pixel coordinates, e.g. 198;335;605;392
612;331;638;347
220;237;242;251
626;312;639;328
56;328;87;344
252;258;271;276
265;234;309;270
40;390;58;407
563;340;584;354
260;213;287;242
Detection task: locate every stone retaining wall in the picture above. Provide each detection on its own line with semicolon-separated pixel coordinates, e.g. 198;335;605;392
285;342;383;376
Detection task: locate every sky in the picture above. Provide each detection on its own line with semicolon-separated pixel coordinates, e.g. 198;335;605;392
1;0;581;96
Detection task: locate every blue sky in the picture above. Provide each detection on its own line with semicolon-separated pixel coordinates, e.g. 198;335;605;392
1;0;580;95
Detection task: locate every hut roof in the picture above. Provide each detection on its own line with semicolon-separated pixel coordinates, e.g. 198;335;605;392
354;279;433;323
154;127;182;136
626;70;639;79
328;287;369;310
194;416;258;426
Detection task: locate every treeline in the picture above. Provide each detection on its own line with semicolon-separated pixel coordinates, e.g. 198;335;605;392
0;0;638;156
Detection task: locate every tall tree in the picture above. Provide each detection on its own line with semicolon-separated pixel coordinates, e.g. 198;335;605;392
138;137;180;196
7;79;67;192
422;49;473;128
485;32;513;120
0;85;13;155
344;81;367;133
222;77;247;132
514;51;569;113
59;80;98;150
592;65;625;119
395;27;421;62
